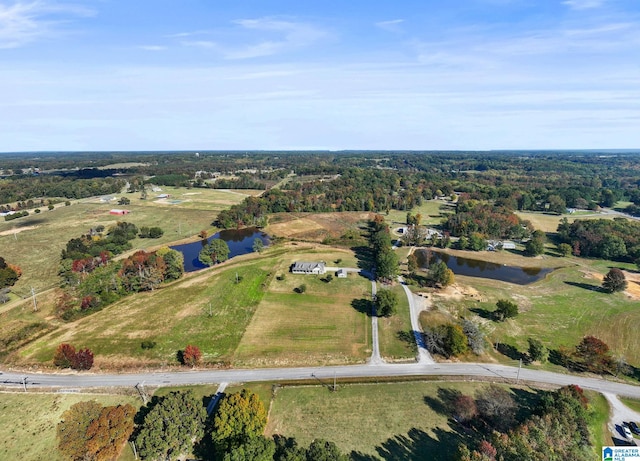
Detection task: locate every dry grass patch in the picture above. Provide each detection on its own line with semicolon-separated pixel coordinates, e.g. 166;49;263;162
266;212;372;242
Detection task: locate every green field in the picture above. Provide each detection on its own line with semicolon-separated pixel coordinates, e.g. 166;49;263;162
234;248;372;366
417;251;640;367
385;200;454;228
0;392;140;461
265;381;612;460
377;284;416;361
16;257;273;368
0;187;261;294
3;243;378;369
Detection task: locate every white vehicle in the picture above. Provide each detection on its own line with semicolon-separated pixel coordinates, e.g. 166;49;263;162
623;425;633;439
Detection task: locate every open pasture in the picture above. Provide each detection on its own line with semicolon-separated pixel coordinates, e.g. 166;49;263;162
234;246;372;366
0;187;257;294
0;392;139;461
417;252;640;366
266;211;372;242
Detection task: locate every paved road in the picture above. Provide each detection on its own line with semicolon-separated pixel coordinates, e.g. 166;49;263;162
3;363;640;398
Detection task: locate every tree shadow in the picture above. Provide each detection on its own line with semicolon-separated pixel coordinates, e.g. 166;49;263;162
350;427;470;461
494;342;524;361
510;387;543;423
396;331;415;346
352;298;373;317
564;281;603;292
353;245;374;271
468;307;494;321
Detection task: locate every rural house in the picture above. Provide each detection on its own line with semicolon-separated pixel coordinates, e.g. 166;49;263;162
291;262;326;275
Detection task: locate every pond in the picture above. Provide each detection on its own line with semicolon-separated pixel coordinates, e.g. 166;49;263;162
170;227;270;272
414;249;553;285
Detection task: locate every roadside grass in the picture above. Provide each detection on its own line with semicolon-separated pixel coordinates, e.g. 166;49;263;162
266;381;538;460
0;188;256;293
17;259;272;369
378;284;416;361
620;397;640;413
419;254;640;366
0;392;139;461
588;391;612;451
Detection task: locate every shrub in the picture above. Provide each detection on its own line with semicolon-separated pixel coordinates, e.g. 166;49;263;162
296;284;306;294
141;341;157;350
53;343;77;368
72;348;94;370
181;344;202;366
494;299;518;321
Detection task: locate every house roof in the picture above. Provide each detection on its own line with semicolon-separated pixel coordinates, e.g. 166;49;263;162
292;261;325;271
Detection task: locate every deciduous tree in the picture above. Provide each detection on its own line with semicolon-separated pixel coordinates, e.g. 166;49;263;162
199;239;230;266
53;343;77;368
602;268;627;293
376;289;398;317
57;400;103;461
212;389;268;454
136;391;206;461
182;344;202;367
494;299;518;321
85;404;136;460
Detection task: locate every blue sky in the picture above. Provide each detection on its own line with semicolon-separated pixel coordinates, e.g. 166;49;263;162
0;0;639;151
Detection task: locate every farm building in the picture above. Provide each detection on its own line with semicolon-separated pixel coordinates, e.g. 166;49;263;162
336;269;348;278
109;209;130;215
291;262;326;275
156;194;171;199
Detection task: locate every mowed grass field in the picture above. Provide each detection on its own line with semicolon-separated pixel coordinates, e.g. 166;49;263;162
234;245;372;366
6;243;376;369
0;187;262;294
416;249;640;366
266;382;608;460
377;284;416;361
0;392;140;461
385;200;454;228
16;257;273;368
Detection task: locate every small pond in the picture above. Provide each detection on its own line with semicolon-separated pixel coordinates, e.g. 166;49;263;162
415;249;553;285
170;227;270;272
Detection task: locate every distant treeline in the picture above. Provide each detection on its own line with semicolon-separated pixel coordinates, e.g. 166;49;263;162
2;151;640;212
0;176;125;204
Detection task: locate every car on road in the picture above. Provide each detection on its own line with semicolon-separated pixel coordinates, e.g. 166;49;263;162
628;421;640;435
622;425;634;439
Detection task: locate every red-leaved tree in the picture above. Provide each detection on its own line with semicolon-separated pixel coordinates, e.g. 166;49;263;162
72;348;94;370
182;344;202;367
53;343;77;368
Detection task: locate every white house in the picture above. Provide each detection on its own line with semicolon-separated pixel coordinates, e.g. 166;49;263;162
291;262;326;275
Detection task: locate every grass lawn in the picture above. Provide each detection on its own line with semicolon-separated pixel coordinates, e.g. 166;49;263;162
377;284;416;361
515;210;615;233
265;211;372;243
588;391;612;451
267;381;544;460
234;260;372;366
0;392;139;461
0;187;258;294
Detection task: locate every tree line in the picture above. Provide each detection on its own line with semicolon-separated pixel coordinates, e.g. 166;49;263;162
58;388;349;461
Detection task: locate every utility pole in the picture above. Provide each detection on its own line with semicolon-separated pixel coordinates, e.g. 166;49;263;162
333;371;337;392
30;287;37;312
516;358;522;385
135;382;149;404
22;377;28;392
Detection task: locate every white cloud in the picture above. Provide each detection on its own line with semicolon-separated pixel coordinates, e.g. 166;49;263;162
138;45;167;51
563;0;606;10
0;1;94;49
224;17;328;59
375;19;404;33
